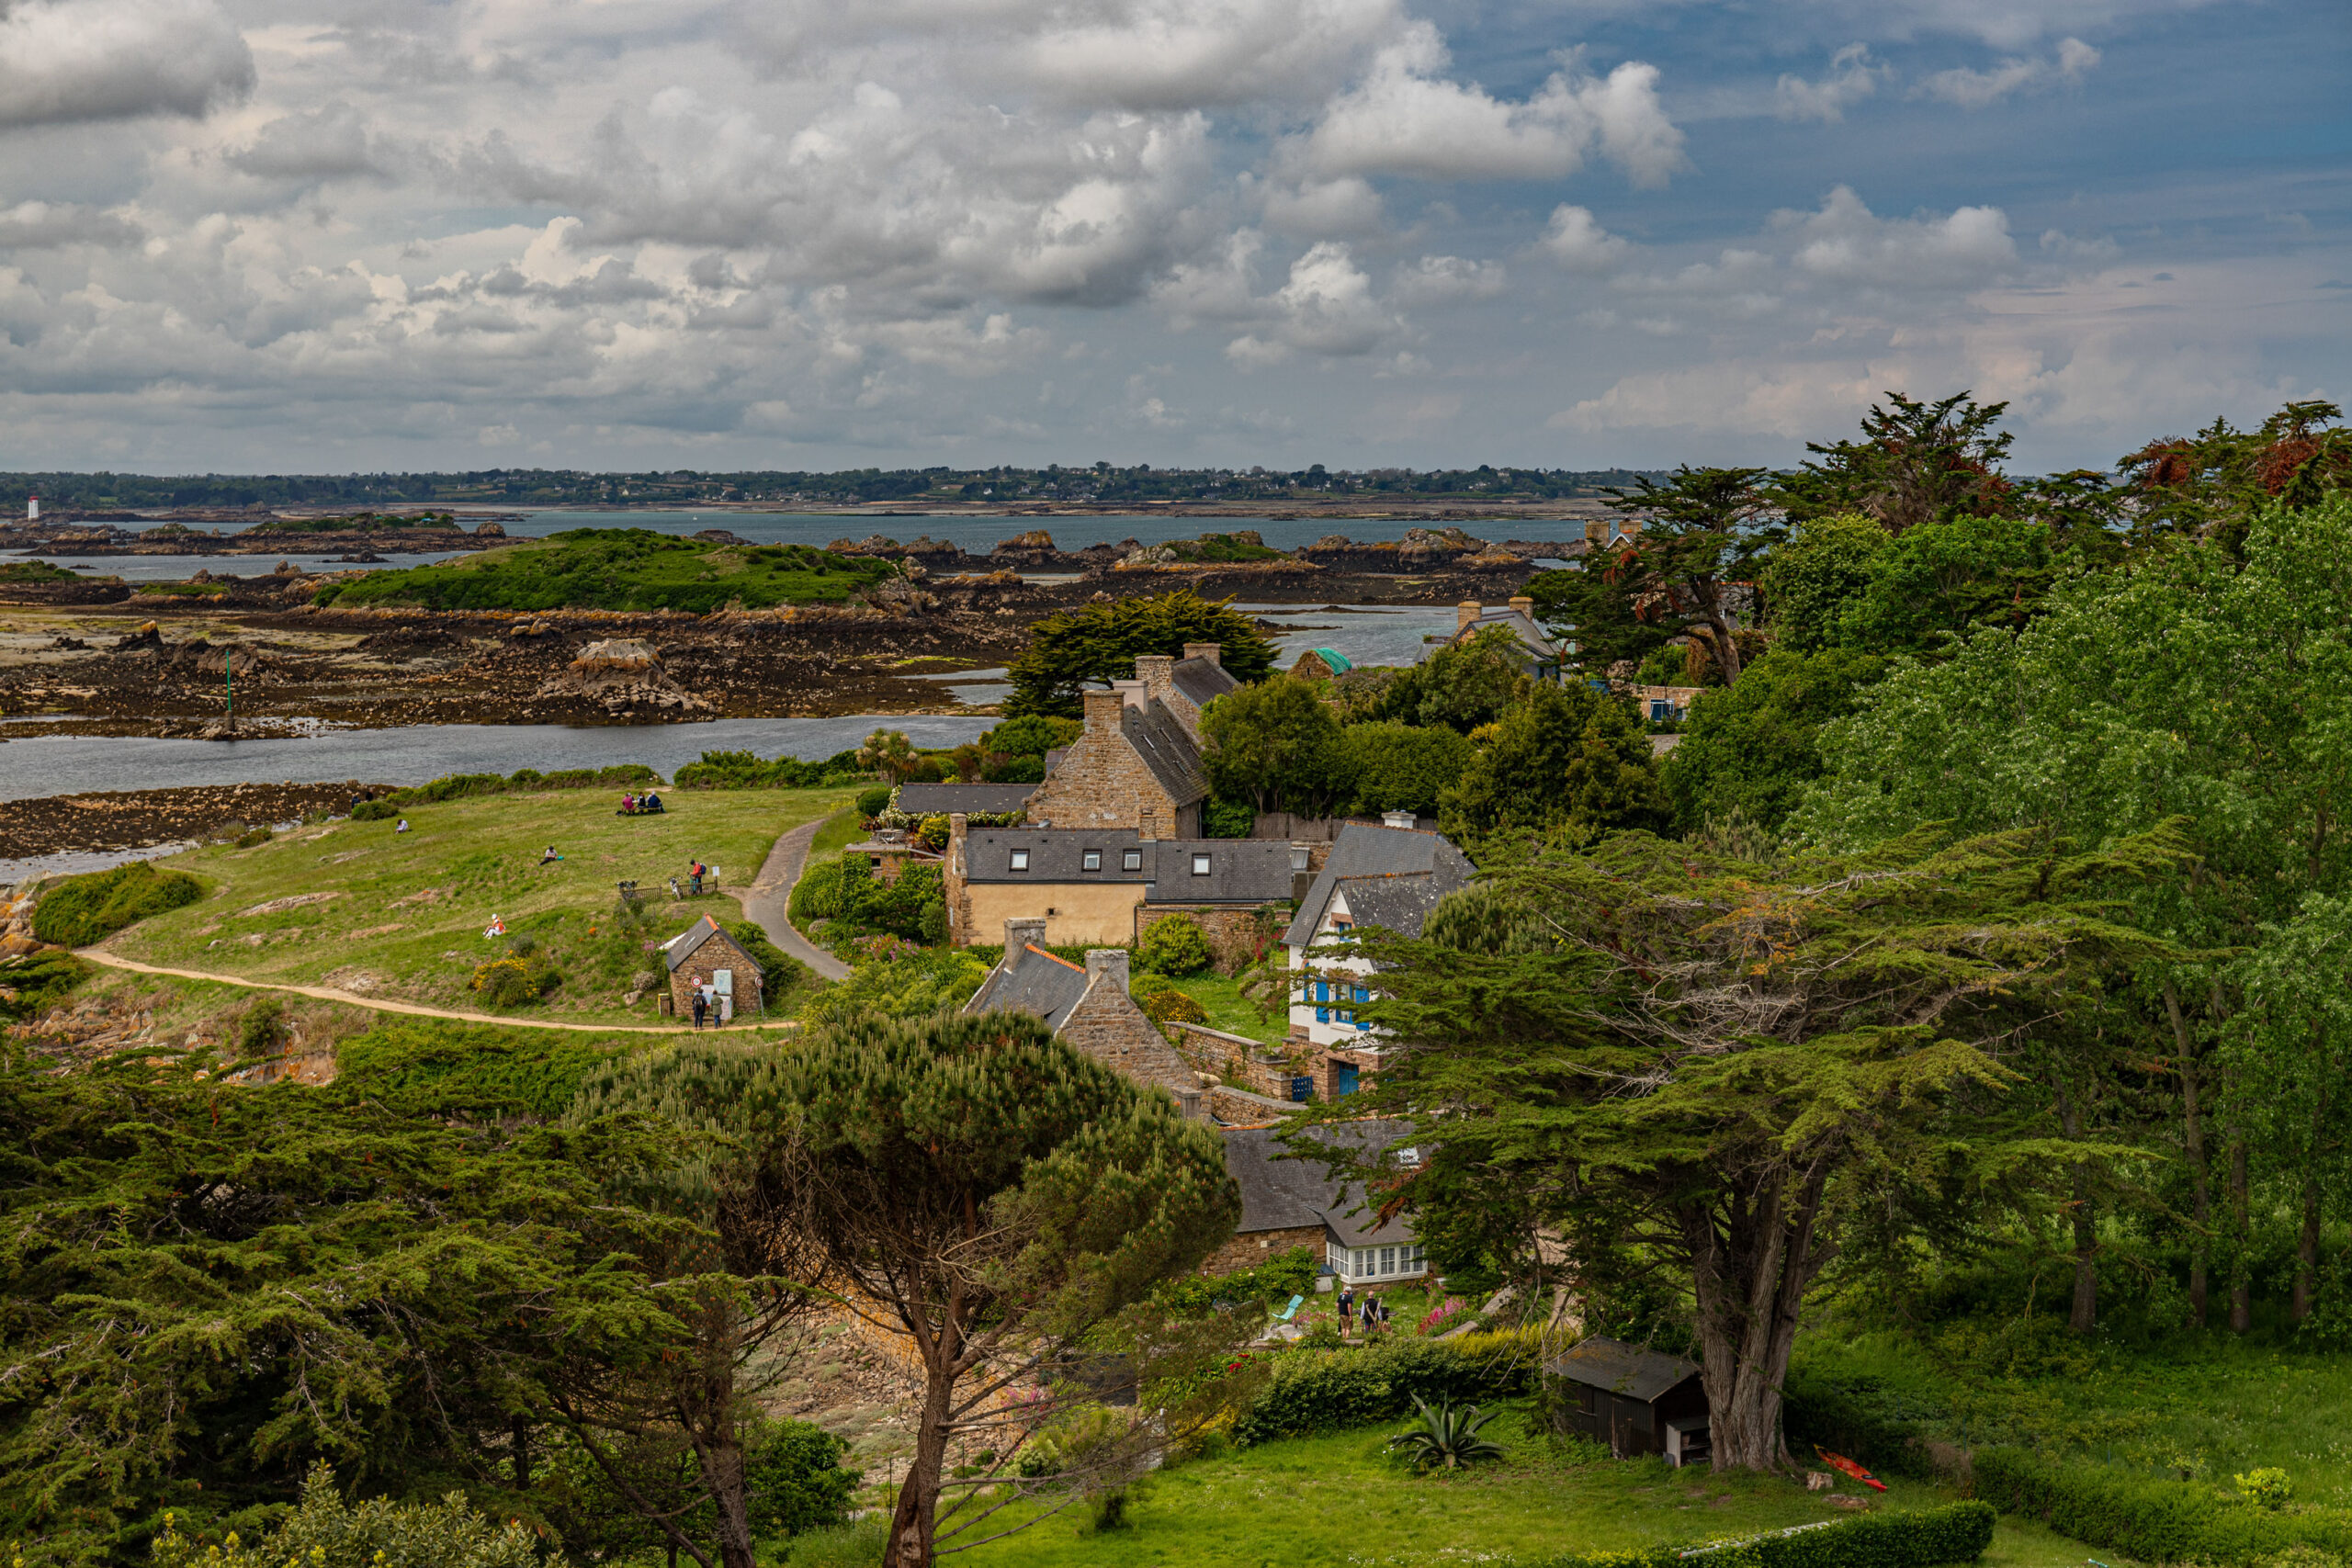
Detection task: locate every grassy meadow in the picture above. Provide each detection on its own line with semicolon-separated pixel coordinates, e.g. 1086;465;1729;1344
110;784;857;1026
785;1405;2093;1568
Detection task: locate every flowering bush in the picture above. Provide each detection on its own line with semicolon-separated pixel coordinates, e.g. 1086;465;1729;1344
149;1463;552;1568
1419;1297;1469;1336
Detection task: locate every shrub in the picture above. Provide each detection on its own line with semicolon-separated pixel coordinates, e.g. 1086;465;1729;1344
0;949;91;1021
350;799;398;820
232;826;273;848
855;784;892;818
789;858;846;924
1781;1369;1943;1482
672;750;864;790
1231;1335;1534;1446
1527;1501;1996;1568
1136;915;1214;977
1970;1448;2352;1564
982;714;1080;758
31;862;206;946
1203;795;1256;838
149;1461;552;1568
918;899;949;945
337;1019;622;1117
1156;1246;1319;1313
470;953;560;1006
983;753;1046;784
799;946;989;1028
1133;975;1208;1026
914;814;951;851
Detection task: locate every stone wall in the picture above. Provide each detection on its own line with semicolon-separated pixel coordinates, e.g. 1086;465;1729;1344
1168;1021;1300;1101
1133;902;1277;974
1025;689;1192;840
1201;1224;1325;1277
1208;1082;1300;1123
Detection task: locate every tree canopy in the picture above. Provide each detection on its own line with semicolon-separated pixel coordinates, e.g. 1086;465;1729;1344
1003;590;1275;717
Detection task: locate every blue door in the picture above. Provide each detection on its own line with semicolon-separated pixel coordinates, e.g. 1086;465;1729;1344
1336;1063;1360;1096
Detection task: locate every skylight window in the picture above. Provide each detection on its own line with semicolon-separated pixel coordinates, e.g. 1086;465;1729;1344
1010;849;1029;871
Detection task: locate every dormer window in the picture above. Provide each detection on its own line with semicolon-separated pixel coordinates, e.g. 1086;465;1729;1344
1123;848;1142;872
1192;852;1212;876
1082;849;1102;872
1010;849;1030;872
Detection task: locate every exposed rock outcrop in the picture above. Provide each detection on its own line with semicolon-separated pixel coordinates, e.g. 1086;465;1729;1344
533;637;711;714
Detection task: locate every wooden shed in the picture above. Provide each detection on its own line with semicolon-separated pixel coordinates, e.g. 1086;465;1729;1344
1544;1335;1711;1466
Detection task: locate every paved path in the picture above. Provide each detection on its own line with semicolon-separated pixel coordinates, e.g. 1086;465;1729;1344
76;949;775;1033
742;815;852;981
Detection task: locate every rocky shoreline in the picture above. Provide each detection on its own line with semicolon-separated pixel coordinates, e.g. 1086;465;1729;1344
1;781;389;859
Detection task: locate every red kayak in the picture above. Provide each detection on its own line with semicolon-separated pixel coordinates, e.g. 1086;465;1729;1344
1815;1446;1888;1492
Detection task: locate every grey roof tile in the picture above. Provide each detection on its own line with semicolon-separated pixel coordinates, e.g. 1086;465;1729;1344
662;914;760;976
963;829;1148;883
966;943;1091;1030
1282;822;1476;947
1220;1120;1420;1245
1125;698;1209;805
897;783;1036;816
1172;655;1240;707
1143;839;1297;904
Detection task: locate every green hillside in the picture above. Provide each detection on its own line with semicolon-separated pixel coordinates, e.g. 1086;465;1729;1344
313;527;898;613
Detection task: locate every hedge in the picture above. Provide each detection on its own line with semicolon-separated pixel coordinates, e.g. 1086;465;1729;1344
1531;1501;1995;1568
1969;1448;2352;1565
390;764;662;805
30;862;205;946
1231;1331;1541;1446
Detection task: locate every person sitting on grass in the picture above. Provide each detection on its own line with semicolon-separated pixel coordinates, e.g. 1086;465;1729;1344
395;818;410;833
643;791;662;811
621;792;637;814
539;845;561;864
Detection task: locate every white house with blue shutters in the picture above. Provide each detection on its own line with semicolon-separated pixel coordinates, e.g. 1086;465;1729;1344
1283;818;1477;1056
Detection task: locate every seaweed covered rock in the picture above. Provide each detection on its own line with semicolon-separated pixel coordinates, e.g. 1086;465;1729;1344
534;637;710;714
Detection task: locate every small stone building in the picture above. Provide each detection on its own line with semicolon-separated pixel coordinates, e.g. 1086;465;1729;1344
963;918;1204;1117
1208;1119;1428;1284
661;914;763;1018
1544;1336;1711;1466
1022;644;1237;839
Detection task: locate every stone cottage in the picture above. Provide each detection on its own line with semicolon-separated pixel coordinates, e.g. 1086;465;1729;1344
1208;1118;1428;1285
1022;643;1237;838
661;914;763;1019
963;917;1204;1118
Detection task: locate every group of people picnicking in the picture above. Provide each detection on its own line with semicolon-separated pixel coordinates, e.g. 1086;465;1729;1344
617;789;664;815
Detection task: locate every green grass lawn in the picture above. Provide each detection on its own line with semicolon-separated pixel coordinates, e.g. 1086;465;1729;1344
807;806;865;860
1797;1321;2352;1508
1161;969;1287;1044
110;786;857;1026
909;1405;2096;1568
319;528;897;613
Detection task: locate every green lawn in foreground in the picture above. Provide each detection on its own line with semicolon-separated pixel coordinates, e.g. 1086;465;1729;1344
899;1406;2099;1568
112;786;857;1025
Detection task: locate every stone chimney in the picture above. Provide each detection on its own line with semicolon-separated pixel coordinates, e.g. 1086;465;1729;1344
1174;1086;1205;1122
1136;654;1175;702
1085;948;1132;992
1382;810;1418;829
1182;642;1221;666
945;814;970;945
1510;595;1534;618
1081;688;1125;735
1456;601;1482;634
1005;916;1047;953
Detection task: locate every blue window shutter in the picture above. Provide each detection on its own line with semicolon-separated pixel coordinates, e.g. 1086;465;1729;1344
1315;1006;1329;1023
1352;986;1369;1003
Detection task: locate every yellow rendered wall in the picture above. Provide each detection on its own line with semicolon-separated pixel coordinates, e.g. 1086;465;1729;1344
965;882;1145;947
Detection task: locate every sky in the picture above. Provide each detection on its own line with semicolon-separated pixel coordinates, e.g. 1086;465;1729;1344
0;0;2344;476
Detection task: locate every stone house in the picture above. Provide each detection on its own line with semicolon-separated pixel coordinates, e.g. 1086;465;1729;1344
1431;596;1567;682
963;918;1204;1118
1207;1119;1428;1286
1022;643;1237;837
661;914;763;1019
944;819;1298;953
1285;819;1476;1067
1289;647;1352;682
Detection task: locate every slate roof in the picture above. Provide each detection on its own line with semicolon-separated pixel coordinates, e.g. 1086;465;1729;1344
1222;1119;1419;1245
963;829;1148;882
1124;698;1210;805
897;783;1035;816
965;943;1091;1030
662;915;760;976
1283;822;1477;948
1172;654;1240;707
1142;839;1297;904
1544;1336;1702;1403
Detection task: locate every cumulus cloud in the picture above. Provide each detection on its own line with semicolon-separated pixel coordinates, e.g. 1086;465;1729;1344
1775;185;2017;291
1017;0;1403;108
0;199;143;248
1775;43;1884;123
227;102;380;181
1538;204;1634;273
1261;176;1386;237
1299;25;1686;185
1917;37;2099;108
0;0;252;128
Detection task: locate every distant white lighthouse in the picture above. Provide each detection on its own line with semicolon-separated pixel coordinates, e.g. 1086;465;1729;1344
25;495;37;522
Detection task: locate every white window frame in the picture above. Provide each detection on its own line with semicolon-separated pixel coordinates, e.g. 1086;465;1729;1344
1123;848;1143;872
1192;852;1212;876
1009;848;1030;871
1082;849;1102;871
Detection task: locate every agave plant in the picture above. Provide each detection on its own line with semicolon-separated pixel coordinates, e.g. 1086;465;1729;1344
1387;1394;1506;1472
